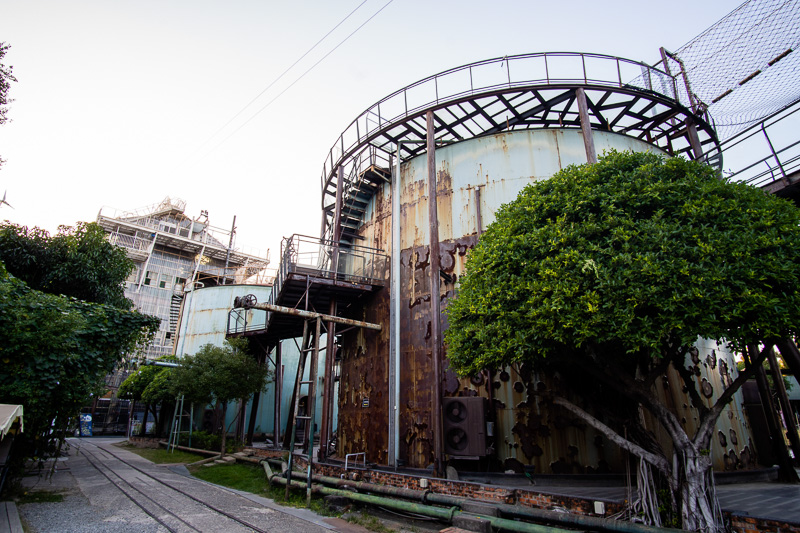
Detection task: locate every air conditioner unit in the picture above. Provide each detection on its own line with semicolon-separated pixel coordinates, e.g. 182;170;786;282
442;397;489;457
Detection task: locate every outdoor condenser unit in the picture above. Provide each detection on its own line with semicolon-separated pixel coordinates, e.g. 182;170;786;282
442;396;489;457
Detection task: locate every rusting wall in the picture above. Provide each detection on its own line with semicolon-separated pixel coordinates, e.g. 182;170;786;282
336;128;754;472
336;184;392;465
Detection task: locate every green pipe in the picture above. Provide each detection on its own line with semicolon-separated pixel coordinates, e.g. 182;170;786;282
269;474;458;522
266;461;682;533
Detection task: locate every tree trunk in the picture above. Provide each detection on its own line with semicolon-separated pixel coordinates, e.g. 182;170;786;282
219;401;228;458
138;403;149;437
677;447;721;533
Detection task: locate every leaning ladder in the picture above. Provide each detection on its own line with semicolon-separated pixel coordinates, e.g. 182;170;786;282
167;395;193;452
285;317;322;504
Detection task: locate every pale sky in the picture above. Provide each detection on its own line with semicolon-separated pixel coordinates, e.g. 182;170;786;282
0;0;741;262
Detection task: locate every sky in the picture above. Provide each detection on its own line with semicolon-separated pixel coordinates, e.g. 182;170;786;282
0;0;743;263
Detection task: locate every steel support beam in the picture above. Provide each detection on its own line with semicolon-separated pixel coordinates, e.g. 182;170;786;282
576;88;597;164
248;302;381;331
747;344;799;482
776;339;800;380
427;110;444;476
319;166;344;460
274;343;282;449
767;347;800;463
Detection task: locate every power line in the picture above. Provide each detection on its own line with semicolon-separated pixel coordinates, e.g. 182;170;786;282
203;0;369;145
206;0;396;155
177;0;371;167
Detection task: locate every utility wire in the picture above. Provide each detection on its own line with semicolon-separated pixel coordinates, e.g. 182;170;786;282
202;0;369;146
206;0;396;154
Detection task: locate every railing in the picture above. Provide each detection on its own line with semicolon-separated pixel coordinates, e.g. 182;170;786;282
227;307;268;335
320;52;692;190
98;205;235;251
227;235;388;336
275;234;388;293
107;232;152;254
721;100;800;188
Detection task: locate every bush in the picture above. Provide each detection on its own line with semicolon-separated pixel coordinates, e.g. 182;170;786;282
179;430;243;453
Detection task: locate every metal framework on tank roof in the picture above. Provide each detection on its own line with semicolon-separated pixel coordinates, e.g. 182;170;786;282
320;52;721;243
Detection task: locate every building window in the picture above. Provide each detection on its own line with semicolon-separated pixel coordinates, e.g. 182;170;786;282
159;273;169;289
144;271;156;286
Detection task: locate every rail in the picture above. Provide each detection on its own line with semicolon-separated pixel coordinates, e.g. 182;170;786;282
720;100;800;189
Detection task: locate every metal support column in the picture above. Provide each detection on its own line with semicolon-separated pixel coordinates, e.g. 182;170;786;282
766;347;800;464
274;343;282;449
685;116;704;161
320;166;344;460
426;110;444;476
776;338;800;382
575;88;597;164
746;345;799;482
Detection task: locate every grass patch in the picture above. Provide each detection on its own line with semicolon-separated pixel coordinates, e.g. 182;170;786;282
16;490;64;504
115;443;206;464
190;463;335;516
345;511;395;533
191;463;270;494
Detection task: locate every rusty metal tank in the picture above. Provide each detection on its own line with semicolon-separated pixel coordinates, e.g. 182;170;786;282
323;53;747;473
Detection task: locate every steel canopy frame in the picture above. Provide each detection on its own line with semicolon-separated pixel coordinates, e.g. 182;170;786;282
319;52;721;242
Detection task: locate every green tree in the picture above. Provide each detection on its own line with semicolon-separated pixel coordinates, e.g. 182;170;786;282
445;151;800;532
0;263;158;464
0;222;133;309
0;221;159;485
0;42;15;169
170;339;270;456
118;356;177;436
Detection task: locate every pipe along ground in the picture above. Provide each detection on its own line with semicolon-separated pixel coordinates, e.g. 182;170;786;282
263;459;682;533
265;462;569;533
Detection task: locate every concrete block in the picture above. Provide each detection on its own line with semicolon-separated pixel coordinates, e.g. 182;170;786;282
460;501;499;517
452;514;492;533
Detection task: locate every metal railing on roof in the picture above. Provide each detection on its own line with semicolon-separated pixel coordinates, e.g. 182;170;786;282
320;52;693;190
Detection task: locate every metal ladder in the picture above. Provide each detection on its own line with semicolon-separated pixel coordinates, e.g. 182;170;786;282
285;317;322;503
167;395;193;452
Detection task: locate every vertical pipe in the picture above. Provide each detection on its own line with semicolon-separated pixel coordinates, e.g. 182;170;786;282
320;167;344;459
474;186;483;237
274;344;282;449
766;348;800;463
575;88;597;164
224;215;236;284
427;110;444;475
389;143;403;467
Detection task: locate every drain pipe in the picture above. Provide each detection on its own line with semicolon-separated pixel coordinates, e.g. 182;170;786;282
267;471;575;533
263;459;682;533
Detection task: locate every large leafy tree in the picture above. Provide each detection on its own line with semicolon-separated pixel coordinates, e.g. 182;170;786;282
0;223;158;482
0;222;133;308
170;339;270;456
445;151;800;532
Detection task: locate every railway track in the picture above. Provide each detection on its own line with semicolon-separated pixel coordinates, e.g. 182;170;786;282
70;439;315;533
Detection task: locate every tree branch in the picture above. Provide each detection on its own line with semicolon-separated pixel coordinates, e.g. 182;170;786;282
696;343;772;445
552;396;671;474
583;348;692;449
